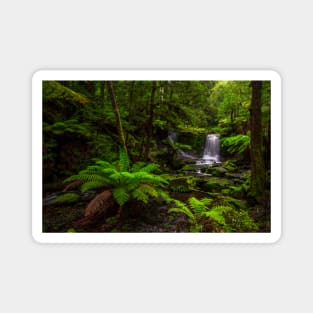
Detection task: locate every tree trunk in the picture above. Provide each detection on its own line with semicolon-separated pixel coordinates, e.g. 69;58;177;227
145;81;157;161
250;81;265;204
107;81;128;155
100;81;105;105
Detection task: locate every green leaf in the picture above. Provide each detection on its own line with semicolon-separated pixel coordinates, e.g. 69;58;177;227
118;148;130;171
112;187;129;206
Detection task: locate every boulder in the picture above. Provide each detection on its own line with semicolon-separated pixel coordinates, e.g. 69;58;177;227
203;177;233;192
204;166;228;177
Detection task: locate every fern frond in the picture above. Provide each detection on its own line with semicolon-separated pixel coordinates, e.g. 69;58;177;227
188;197;206;214
136;184;159;197
118;148;130;172
112;187;129;206
63;174;106;184
95;160;115;169
169;206;195;220
85;190;113;216
132;188;149;203
81;180;110;192
188;197;213;215
204;205;233;226
82;166;103;173
133;172;168;186
119;172;136;185
138;163;160;173
100;168;117;175
131;161;146;173
156;190;172;203
131;184;170;203
199;198;213;207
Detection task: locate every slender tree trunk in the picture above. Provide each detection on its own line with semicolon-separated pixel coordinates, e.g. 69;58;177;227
145;81;157;161
100;81;105;105
126;81;135;147
107;81;128;155
250;81;265;204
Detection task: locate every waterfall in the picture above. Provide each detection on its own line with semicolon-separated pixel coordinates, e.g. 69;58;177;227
203;134;220;163
196;134;221;167
168;131;177;144
168;131;197;160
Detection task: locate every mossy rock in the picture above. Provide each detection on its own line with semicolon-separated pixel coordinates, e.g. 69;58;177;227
203;177;232;192
178;164;196;174
222;160;238;172
169;176;199;192
204;166;228;177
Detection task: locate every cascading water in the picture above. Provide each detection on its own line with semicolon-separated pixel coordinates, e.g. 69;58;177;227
196;134;221;169
202;134;220;164
168;131;221;175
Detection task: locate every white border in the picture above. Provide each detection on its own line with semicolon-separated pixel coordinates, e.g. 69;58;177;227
32;70;282;244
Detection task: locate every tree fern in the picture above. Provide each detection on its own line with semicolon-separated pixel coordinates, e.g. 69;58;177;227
117;148;129;172
62;148;170;217
81;180;110;192
137;163;160;173
131;162;146;173
112;187;130;206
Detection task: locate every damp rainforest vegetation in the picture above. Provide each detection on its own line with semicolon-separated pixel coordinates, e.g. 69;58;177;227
43;80;271;233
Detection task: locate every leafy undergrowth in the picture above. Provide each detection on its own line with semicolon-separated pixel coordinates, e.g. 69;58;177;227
43;189;207;233
43;188;269;233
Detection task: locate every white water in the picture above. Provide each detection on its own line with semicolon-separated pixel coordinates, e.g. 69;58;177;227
196;134;221;166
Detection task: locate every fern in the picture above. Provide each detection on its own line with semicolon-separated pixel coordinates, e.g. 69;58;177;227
169;200;195;220
169;196;256;233
221;134;250;154
132;188;149;203
204;205;232;226
117;148;130;172
189;197;213;215
63;148;170;217
112;187;130;206
81;180;109;192
137;163;160;173
131;162;146;173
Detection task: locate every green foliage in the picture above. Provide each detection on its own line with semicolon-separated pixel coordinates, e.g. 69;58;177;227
88;134;117;162
63;148;169;210
229;183;250;198
43;120;91;137
222;160;237;172
169;197;213;232
54;193;80;204
168;176;198;193
203;205;233;229
224;209;259;232
169;196;257;232
43;81;89;107
221;134;250;154
169;199;201;232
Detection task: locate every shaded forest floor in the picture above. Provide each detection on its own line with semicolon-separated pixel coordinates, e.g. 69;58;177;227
43;169;271;233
